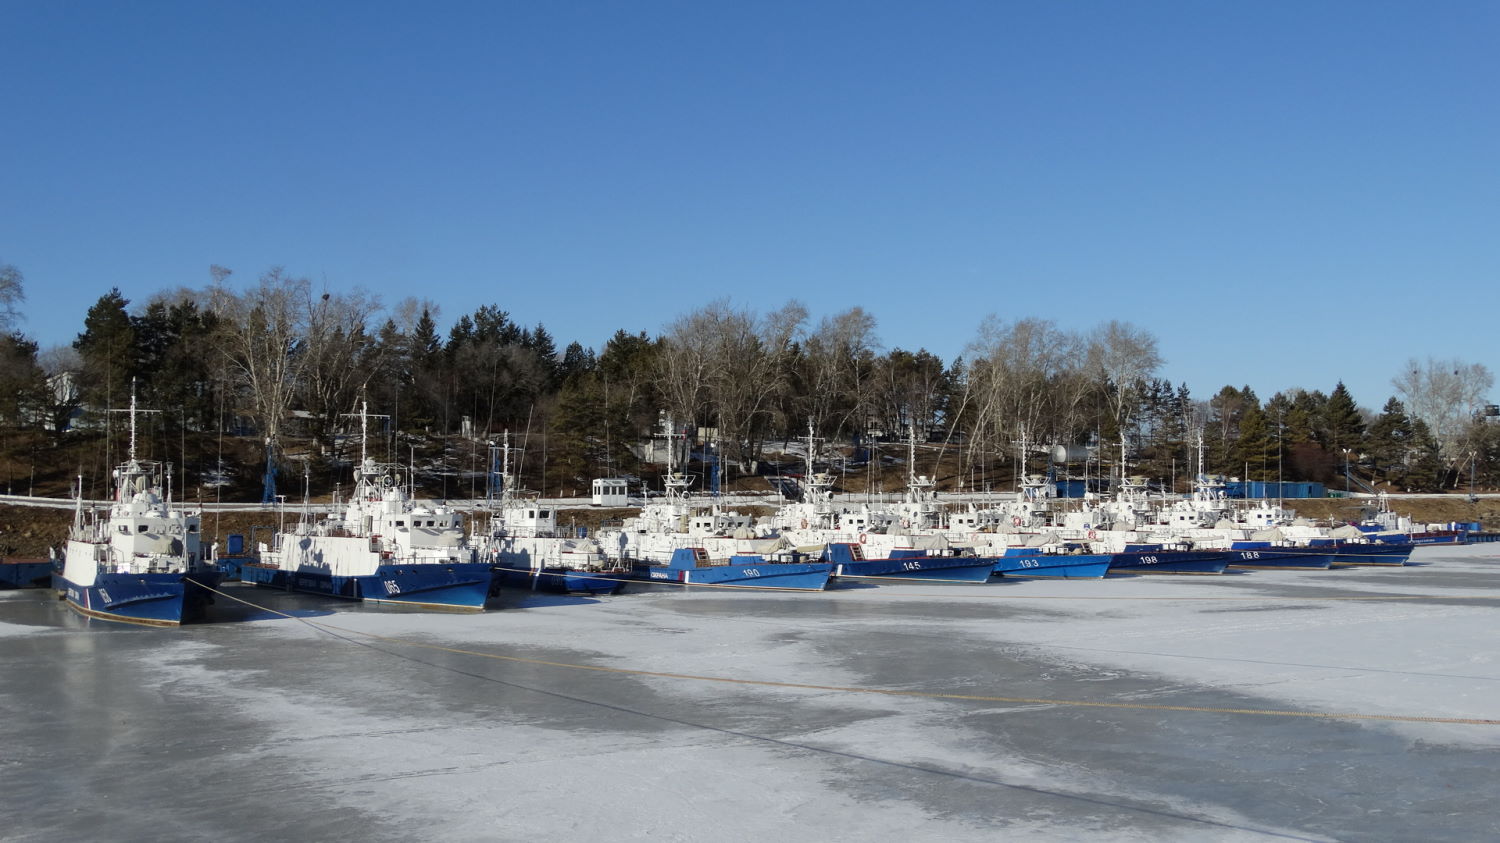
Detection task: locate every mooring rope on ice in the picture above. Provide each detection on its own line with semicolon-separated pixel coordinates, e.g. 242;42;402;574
197;582;1500;728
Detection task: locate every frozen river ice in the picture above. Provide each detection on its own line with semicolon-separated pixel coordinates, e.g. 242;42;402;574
4;545;1500;841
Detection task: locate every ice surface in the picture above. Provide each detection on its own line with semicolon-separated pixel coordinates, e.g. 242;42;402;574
3;544;1499;841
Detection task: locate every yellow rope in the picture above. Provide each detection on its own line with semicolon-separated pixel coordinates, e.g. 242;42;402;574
202;583;1500;727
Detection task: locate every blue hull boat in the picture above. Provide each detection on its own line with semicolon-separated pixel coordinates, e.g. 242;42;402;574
630;548;832;591
57;570;223;626
494;566;628;595
1407;531;1466;545
991;549;1113;579
1332;542;1412;567
1108;548;1228;575
0;558;55;589
215;554;255;582
822;544;995;583
240;562;494;611
536;569;627;595
1223;543;1334;570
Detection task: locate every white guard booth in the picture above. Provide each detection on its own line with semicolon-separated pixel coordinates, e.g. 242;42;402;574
591;478;630;507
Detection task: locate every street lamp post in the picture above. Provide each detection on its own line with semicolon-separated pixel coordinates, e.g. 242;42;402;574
1342;448;1352;494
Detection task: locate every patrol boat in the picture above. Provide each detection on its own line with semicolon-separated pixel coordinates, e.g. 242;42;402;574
240;404;493;611
482;435;627;595
55;388;221;625
599;470;833;591
771;425;997;584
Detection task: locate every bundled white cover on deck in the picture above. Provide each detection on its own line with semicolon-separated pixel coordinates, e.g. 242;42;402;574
1330;524;1366;540
1250;528;1284;542
902;534;950;551
741;536;789;555
1023;533;1059;547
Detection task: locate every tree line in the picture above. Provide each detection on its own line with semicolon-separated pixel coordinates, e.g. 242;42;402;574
1;261;1495;498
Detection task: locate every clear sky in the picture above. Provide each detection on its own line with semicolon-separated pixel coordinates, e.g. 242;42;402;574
2;1;1496;411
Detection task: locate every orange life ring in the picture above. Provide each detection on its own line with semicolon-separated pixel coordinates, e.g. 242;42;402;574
1012;516;1022;527
858;532;868;543
800;519;808;530
1087;529;1098;540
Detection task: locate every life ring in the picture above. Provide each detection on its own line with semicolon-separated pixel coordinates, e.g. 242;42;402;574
858;532;868;543
800;519;808;530
1011;516;1022;527
1087;529;1098;540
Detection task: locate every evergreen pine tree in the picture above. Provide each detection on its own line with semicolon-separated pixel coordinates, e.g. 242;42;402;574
1323;381;1366;453
73;288;138;423
1366;397;1414;478
1204;385;1249;474
0;332;46;428
1234;397;1277;480
558;341;596;385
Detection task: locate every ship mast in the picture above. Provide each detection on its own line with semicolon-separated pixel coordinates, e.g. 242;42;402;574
501;430;514;507
340;399;390;495
127;381;139;463
107;378;160;502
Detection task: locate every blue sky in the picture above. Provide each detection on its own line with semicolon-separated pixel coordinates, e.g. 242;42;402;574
2;1;1496;411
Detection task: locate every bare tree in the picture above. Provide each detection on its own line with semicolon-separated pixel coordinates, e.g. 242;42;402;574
658;299;808;475
37;344;82;375
208;268;311;488
390;297;441;336
964;317;1088;480
1393;357;1494;476
1087;320;1163;433
711;300;805;471
799;307;879;439
657;304;719;433
297;286;386;452
871;349;947;439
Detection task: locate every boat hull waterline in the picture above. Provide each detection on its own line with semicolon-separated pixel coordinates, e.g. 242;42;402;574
1107;550;1229;575
1221;546;1335;570
57;570;223;626
240;562;494;611
493;565;629;595
991;552;1113;579
1;559;55;589
631;560;833;591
